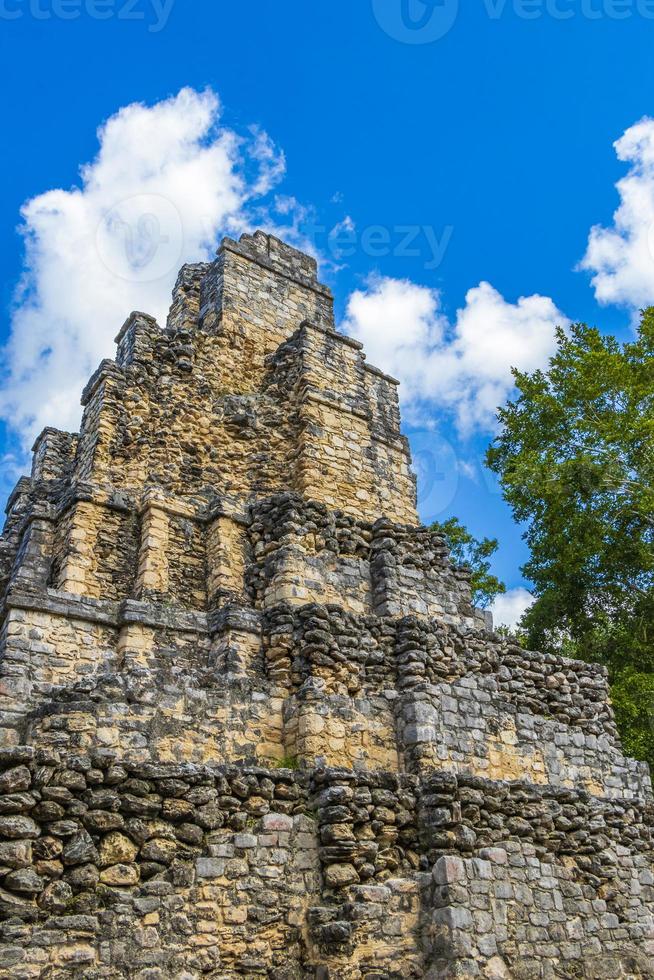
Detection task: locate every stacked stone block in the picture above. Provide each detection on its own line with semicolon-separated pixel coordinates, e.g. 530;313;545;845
0;232;652;977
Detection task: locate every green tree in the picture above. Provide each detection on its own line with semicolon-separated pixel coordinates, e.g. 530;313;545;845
486;309;654;768
430;516;506;608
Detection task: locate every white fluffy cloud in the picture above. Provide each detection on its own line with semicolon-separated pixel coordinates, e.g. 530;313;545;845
5;98;652;462
491;588;534;631
580;117;654;312
345;118;654;431
342;276;569;433
0;87;287;446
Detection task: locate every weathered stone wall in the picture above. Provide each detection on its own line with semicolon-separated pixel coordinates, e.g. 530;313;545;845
0;747;322;978
247;494;476;625
0;751;651;979
0;232;652;978
403;669;649;797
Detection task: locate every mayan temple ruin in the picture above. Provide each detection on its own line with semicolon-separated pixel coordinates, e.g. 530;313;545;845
0;230;652;979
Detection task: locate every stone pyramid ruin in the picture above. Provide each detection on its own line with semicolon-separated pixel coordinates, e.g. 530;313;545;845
0;231;652;978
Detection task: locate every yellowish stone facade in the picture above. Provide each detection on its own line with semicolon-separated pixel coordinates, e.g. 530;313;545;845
0;232;652;979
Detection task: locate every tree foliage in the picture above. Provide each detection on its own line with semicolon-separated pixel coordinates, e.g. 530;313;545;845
430;516;506;609
486;309;654;768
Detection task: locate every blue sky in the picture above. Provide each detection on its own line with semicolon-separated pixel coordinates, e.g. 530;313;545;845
2;0;654;624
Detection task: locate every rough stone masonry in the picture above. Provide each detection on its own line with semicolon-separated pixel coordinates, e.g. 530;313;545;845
0;231;652;979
